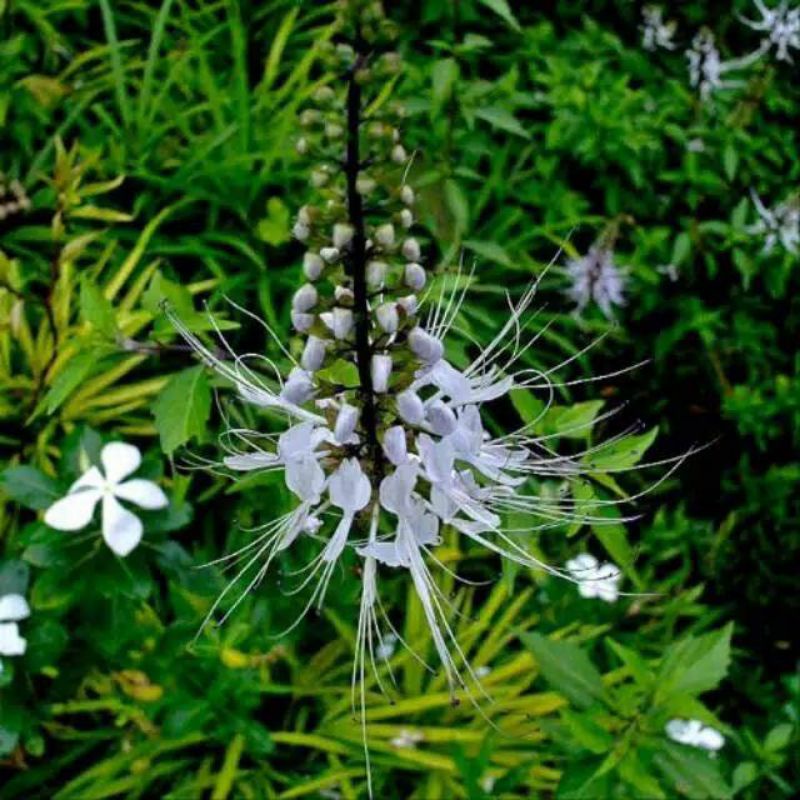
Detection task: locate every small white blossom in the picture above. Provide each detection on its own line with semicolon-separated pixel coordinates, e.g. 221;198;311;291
366;260;388;288
565;245;626;319
320;307;354;340
333;223;354;249
292;221;310;241
666;719;725;751
408;326;444;364
292;284;318;313
400;208;414;228
565;553;622;603
383;426;409;465
291;311;315;332
334;404;360;444
281;367;316;405
303;252;325;281
390;729;424;749
400;185;415;206
391;144;408;164
747;190;800;253
44;443;168;557
371;354;393;393
641;6;677;51
741;0;800;62
301;336;327;371
376;302;399;333
402;238;421;261
375;632;398;660
397;294;418;315
0;593;30;658
320;246;340;264
397;389;425;425
686;30;762;99
374;224;395;248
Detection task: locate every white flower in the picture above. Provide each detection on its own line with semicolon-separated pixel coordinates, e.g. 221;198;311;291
334;403;360;444
44;443;168;557
375;632;398;660
320;307;354;340
376;302;399;333
301;336;327;371
740;0;800;62
565;245;626;319
324;459;372;563
686;30;763;99
747;190;800;253
303;252;325;281
400;209;413;228
371;354;392;393
404;262;426;291
666;719;725;751
390;729;424;749
641;6;677;51
281;367;316;405
0;593;30;658
566;553;622;603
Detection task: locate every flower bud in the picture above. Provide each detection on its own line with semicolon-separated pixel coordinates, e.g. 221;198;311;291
313;85;335;105
301;336;327;371
303;252;324;280
320;307;354;340
292;284;318;312
408;327;443;364
397;389;424;424
391;144;408;164
376;302;399;333
293;221;310;241
404;262;426;291
366;260;388;288
356;175;376;195
281;367;315;405
334;403;360;444
397;294;418;315
427;399;457;436
320;246;340;263
333;223;354;249
383;426;408;465
296;137;309;155
374;224;395;248
300;109;321;127
400;208;413;228
401;185;415;206
291;311;314;332
402;238;421;261
371;354;392;393
304;516;322;534
325;122;344;139
335;285;355;304
311;168;329;188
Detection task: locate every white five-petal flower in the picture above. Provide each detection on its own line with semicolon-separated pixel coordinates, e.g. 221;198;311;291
44;442;169;557
0;593;30;658
566;553;622;603
666;719;725;751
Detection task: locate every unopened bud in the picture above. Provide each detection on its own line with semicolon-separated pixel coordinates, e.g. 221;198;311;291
291;311;315;332
281;367;315;405
292;284;318;312
371;354;393;393
391;144;407;164
325;122;344;139
335;286;355;304
300;109;321;127
376;302;399;333
301;336;327;371
303;252;324;280
404;262;426;291
320;246;340;263
296;137;309;155
408;327;443;364
311;168;329;188
334;403;360;444
356;175;376;195
400;208;413;228
401;185;415;205
333;223;354;249
374;223;395;248
402;238;421;261
397;294;418;315
293;221;310;242
366;260;388;288
313;86;335;105
428;400;457;436
320;307;354;340
397;390;424;424
383;426;408;465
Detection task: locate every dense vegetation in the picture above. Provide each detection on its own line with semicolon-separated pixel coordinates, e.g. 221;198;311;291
1;1;797;798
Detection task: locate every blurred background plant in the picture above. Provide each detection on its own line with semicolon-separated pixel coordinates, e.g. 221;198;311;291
1;1;797;798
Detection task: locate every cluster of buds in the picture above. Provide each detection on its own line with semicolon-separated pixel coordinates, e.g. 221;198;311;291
0;174;31;222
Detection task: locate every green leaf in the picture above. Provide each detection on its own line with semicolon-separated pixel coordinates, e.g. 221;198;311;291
316;358;360;388
80;277;118;337
0;467;61;511
444;178;469;235
475;106;529;139
606;639;654;688
476;0;520;31
536;401;604;440
152;366;212;455
584;428;658;471
257;197;291;246
521;632;606;709
654;742;732;799
41;349;109;415
562;709;614;754
432;58;460;111
655;624;733;702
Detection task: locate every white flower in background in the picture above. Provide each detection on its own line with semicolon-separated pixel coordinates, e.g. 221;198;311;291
666;719;726;751
741;0;800;62
390;729;425;749
44;442;169;557
566;553;622;602
0;593;30;659
641;6;677;51
747;190;800;253
686;30;763;99
565;244;626;318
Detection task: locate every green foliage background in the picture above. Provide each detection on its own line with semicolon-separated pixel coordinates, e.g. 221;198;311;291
1;1;798;797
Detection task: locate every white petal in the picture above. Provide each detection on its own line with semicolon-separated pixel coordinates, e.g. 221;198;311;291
379;463;417;515
69;465;104;492
0;594;30;622
357;541;408;568
383;426;408;466
101;442;142;485
44;489;102;531
224;452;278;471
114;479;169;510
278;422;317;461
285;456;325;502
0;622;26;657
328;458;371;513
102;494;143;557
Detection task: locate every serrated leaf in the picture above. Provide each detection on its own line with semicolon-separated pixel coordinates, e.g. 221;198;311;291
152;366;211;455
522;632;606;709
654;742;732;799
80;279;117;337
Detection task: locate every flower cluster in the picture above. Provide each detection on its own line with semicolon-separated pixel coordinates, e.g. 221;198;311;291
666;719;725;751
747;190;800;254
565;553;622;603
741;0;800;62
565;240;626;319
641;6;677;51
44;442;169;557
685;30;758;100
0;592;30;663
